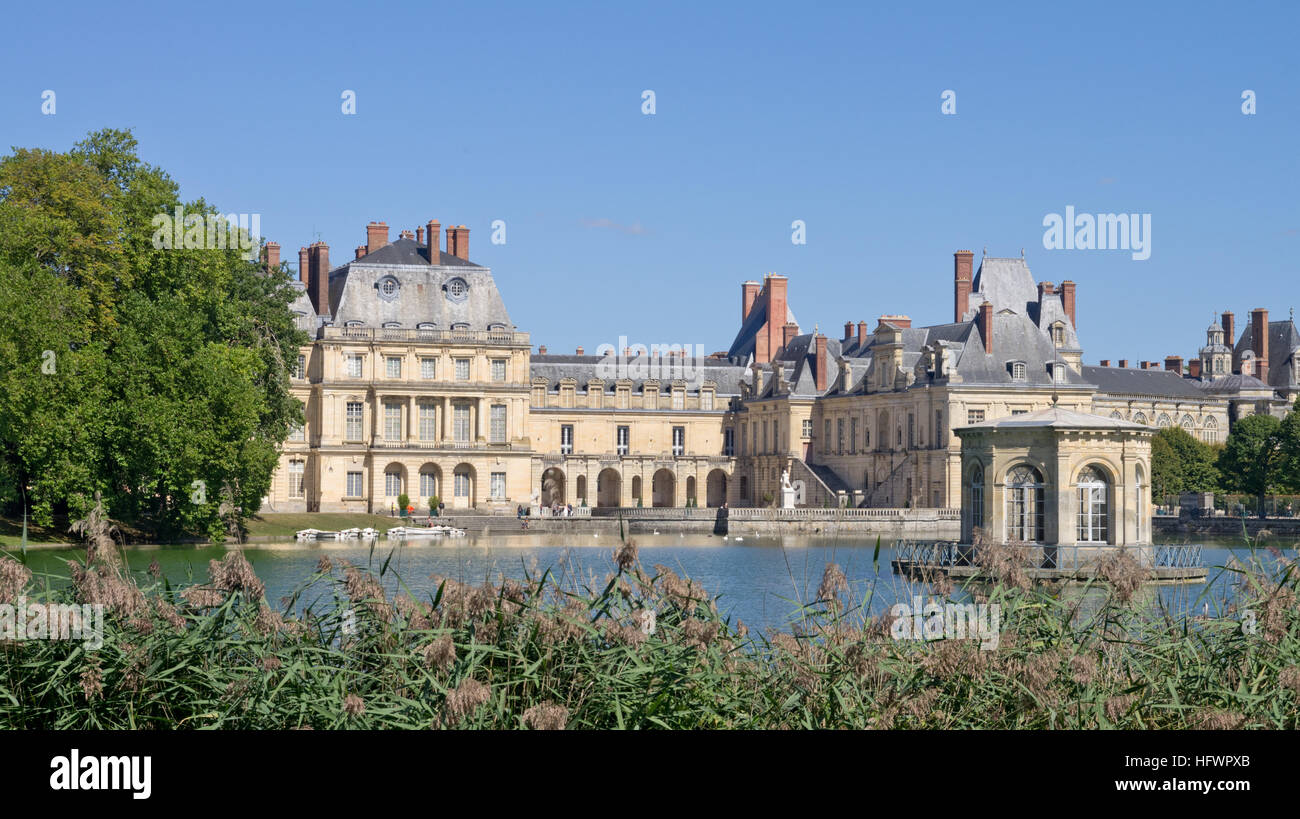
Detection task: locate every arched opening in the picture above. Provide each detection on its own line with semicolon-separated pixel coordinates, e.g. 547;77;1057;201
652;469;676;507
1005;464;1045;542
1134;464;1146;542
452;463;476;508
706;469;728;507
575;475;588;505
685;475;697;506
541;467;566;506
383;463;406;500
417;463;441;505
631;475;643;505
1076;465;1110;544
596;468;621;507
877;409;890;452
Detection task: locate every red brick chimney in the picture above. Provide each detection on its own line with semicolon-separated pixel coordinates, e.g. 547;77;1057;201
881;314;912;329
1251;308;1269;381
1188;359;1203;378
857;321;868;349
263;241;280;272
399;229;414;240
447;225;470;260
354;245;365;260
1037;281;1055;300
366;221;389;255
576;346;584;356
814;334;828;392
1221;311;1235;347
763;275;788;364
1060;280;1077;327
538;345;547;355
978;302;993;354
307;242;330;316
954;250;973;323
416;227;425;245
426;220;441;264
741;281;760;322
782;322;799;354
1100;359;1110;367
755;327;770;364
298;247;309;284
843;321;854;342
1141;361;1154;370
1164;355;1184;375
1119;359;1129;368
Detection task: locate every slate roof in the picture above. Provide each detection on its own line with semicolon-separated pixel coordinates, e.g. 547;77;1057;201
726;291;798;361
957;405;1151;432
1081;365;1210;399
1194;373;1276;395
529;354;749;396
1235;315;1300;391
970;256;1038;317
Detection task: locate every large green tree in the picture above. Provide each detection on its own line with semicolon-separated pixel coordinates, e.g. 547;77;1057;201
0;129;304;539
1150;425;1220;501
1217;413;1284;518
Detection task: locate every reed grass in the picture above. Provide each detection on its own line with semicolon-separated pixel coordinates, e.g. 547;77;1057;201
0;533;1296;729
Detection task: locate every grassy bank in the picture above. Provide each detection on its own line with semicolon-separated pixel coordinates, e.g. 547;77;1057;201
0;516;72;548
241;513;403;539
1;536;1297;729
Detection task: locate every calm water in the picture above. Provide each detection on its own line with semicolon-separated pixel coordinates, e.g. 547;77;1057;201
12;533;1297;635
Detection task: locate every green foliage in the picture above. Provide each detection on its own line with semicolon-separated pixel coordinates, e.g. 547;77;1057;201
1150;426;1220;498
1217;413;1285;517
0;129;305;538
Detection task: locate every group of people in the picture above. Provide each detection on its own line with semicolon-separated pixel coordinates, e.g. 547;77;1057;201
516;502;575;529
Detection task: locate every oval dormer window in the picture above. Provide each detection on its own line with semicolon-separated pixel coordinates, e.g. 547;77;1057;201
445;278;469;302
376;276;400;302
345;320;364;327
382;321;401;329
451;322;470;331
416;322;436;330
488;323;507;332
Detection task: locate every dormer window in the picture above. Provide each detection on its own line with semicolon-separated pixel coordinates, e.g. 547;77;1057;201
417;322;436;330
381;321;401;329
488;323;507;332
451;322;470;331
445;278;469;302
1051;323;1065;346
376;276;400;301
1009;361;1027;381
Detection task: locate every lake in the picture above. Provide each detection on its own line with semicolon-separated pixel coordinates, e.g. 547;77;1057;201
12;533;1297;635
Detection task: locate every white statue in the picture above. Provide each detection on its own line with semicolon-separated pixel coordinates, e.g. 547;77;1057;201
781;469;792;489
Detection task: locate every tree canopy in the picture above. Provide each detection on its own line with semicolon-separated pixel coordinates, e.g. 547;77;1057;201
0;129;305;540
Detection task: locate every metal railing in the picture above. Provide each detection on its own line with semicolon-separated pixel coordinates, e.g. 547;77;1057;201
323;326;530;345
895;542;1203;571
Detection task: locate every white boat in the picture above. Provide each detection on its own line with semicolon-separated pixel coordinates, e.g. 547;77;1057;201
385;525;467;539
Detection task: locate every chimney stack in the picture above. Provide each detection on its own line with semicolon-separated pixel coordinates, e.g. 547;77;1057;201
416;227;425;245
1037;281;1055;300
741;281;760;323
880;314;912;329
1100;359;1111;367
426;220;441;263
1188;359;1203;378
763;275;788;364
355;245;365;259
399;229;414;240
298;247;309;284
576;346;584;356
366;221;389;255
263;241;280;273
814;334;828;392
1060;280;1077;327
307;242;330;316
1221;311;1235;347
978;302;994;354
782;322;799;354
843;321;854;342
857;320;868;349
1251;308;1269;381
1165;355;1184;375
954;250;973;323
446;225;470;260
1119;359;1129;368
538;345;547;356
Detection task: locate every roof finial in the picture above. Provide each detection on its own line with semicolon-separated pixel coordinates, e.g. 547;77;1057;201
1021;247;1025;259
982;246;987;257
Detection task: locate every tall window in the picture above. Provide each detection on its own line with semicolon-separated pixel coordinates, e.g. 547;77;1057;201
802;419;812;438
616;426;629;456
701;391;714;411
490;472;506;499
762;421;769;453
453;404;470;442
968;409;985;425
288;461;304;499
672;426;685;456
907;414;915;449
823;419;831;452
345;401;364;441
489;404;507;443
723;428;734;456
934;410;944;448
1005;465;1045;542
491;359;506;382
672;390;684;410
849;418;857;454
837;418;845;455
420;471;438;499
455;471;470;498
346;355;363;378
560;424;574;455
289;421;305;442
419;404;437;442
969;464;984;530
455;358;470;381
385;356;402;379
1076;466;1109;543
346;471;363;497
384;469;402;497
420;358;437;380
293;354;306;379
383;402;402;441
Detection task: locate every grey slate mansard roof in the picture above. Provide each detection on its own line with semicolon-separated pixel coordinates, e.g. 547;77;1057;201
1235;314;1300;391
287;282;322;335
1081;365;1210;400
725;292;798;362
325;237;514;331
1194;373;1276;395
529;354;750;396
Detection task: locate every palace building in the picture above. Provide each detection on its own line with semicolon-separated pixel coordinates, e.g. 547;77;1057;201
262;222;1276;514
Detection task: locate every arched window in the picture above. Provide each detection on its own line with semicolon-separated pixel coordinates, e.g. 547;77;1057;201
1156;413;1171;428
1110;410;1123;420
1203;416;1219;443
969;464;985;531
1076;465;1109;543
1133;412;1148;425
1005;465;1045;542
1180;414;1195;431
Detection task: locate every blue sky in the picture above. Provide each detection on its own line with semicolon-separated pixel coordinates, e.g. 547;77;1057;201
2;0;1297;362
